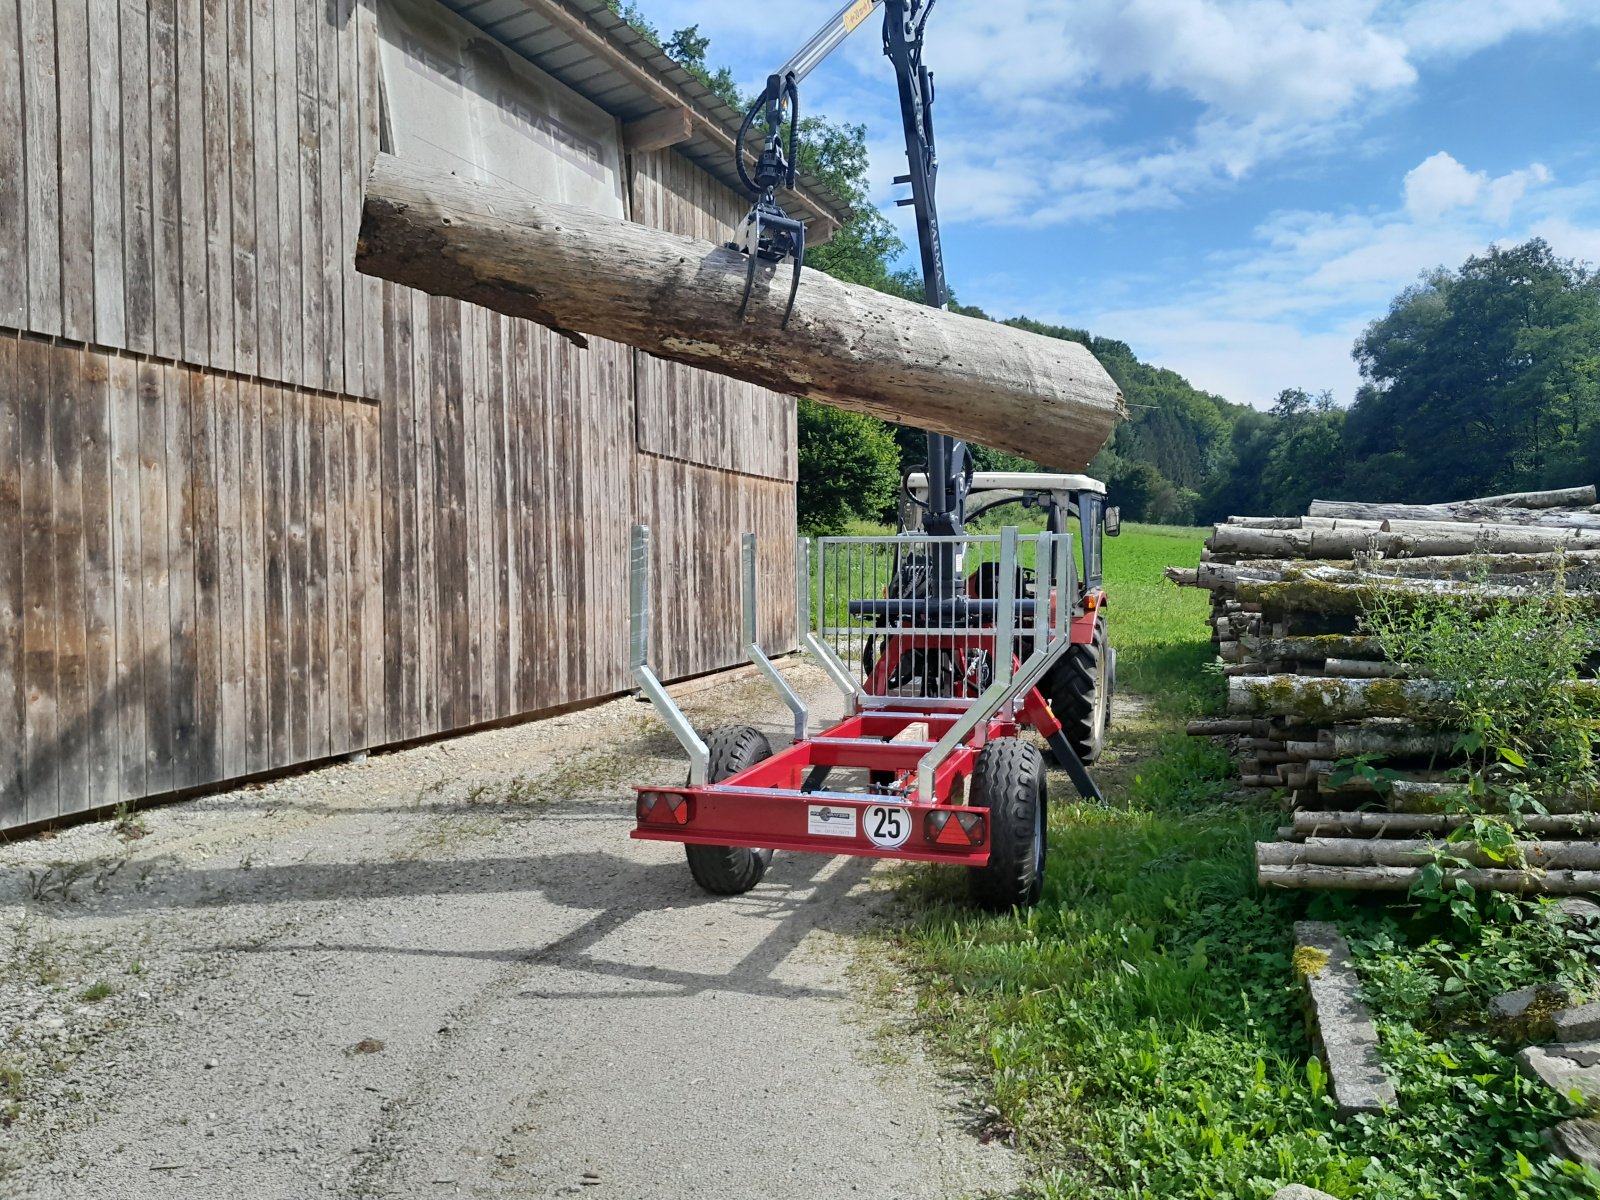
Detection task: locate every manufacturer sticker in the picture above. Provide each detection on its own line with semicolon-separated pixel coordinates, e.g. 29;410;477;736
807;804;857;838
863;803;911;849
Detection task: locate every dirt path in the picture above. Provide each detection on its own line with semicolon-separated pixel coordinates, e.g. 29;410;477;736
0;665;1023;1199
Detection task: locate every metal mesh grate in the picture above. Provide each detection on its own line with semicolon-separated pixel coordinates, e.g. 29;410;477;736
808;530;1076;701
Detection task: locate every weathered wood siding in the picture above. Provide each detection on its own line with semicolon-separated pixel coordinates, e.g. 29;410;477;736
0;0;799;828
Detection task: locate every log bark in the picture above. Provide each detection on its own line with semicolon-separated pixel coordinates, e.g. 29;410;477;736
1258;862;1600;893
1328;727;1458;757
1209;520;1600;560
1469;486;1598;509
1230;673;1600;724
1291;811;1600;838
1259;838;1600;869
1307;500;1600;530
356;154;1126;468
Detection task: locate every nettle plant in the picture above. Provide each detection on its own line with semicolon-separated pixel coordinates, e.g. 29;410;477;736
1361;558;1600;920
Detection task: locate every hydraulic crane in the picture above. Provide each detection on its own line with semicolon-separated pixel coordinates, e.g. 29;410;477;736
729;0;971;541
620;0;1118;910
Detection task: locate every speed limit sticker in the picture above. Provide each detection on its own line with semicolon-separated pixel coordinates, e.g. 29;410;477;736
863;803;912;849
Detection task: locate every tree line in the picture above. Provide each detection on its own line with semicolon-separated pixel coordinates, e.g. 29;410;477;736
610;11;1600;530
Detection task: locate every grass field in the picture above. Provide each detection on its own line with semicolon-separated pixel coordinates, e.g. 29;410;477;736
889;523;1600;1200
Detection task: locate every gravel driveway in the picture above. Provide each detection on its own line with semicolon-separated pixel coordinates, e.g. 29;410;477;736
0;663;1023;1199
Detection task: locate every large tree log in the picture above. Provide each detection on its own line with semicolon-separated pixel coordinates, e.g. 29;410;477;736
1469;486;1598;509
355;154;1125;468
1258;838;1600;870
1307;500;1600;529
1292;811;1600;838
1229;673;1600;723
1258;862;1600;893
1209;519;1600;559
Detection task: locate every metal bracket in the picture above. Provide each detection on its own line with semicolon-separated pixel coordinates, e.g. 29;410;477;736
743;533;808;742
630;525;709;785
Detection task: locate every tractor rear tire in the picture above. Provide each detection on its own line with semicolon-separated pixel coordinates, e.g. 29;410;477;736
966;737;1048;911
1046;618;1110;766
684;726;776;896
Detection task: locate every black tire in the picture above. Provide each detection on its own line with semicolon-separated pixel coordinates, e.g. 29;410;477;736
966;737;1048;911
684;726;775;896
1045;618;1110;765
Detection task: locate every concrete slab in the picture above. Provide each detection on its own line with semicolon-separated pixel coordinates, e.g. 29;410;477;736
1294;921;1398;1117
1554;1001;1600;1042
1517;1042;1600;1101
1272;1187;1340;1200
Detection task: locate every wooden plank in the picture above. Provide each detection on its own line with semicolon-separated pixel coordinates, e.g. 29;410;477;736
0;338;24;822
189;371;222;784
286;387;309;762
119;0;154;354
106;355;146;800
317;0;342;394
238;378;269;772
356;0;382;397
214;374;246;778
378;284;410;739
20;0;61;336
87;0;127;348
323;395;349;756
411;292;436;734
438;302;466;729
250;0;278;377
260;381;288;767
164;365;198;789
305;386;329;762
294;0;324;391
0;9;24;328
342;399;366;749
623;106;693;155
149;0;183;359
176;0;208;360
272;0;299;383
56;0;96;343
461;305;482;724
360;402;383;745
337;0;363;396
202;0;235;370
487;315;511;717
50;347;90;817
224;0;254;374
506;321;528;713
19;338;58;823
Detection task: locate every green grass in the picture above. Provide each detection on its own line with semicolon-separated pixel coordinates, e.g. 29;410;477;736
891;524;1600;1200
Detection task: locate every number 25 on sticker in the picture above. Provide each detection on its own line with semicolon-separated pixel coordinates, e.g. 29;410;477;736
864;803;910;849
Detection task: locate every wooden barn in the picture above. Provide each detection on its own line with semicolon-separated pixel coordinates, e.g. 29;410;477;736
0;0;849;830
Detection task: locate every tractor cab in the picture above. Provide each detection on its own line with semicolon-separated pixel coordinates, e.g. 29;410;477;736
897;470;1119;764
898;470;1119;612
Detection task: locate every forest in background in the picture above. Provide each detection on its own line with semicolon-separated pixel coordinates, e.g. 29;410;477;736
611;10;1600;531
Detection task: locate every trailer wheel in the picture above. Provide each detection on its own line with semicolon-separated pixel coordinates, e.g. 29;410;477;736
684;725;775;896
1046;618;1110;765
966;737;1047;911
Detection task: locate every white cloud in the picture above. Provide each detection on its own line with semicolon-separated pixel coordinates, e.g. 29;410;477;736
1403;152;1554;225
972;155;1599;407
1404;152;1485;220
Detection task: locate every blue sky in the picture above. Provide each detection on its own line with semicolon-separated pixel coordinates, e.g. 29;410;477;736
627;0;1600;410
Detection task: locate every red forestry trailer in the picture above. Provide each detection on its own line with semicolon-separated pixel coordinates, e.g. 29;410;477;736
630;473;1117;911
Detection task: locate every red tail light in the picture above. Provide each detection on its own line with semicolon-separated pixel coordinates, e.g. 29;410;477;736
924;809;985;846
637;791;691;826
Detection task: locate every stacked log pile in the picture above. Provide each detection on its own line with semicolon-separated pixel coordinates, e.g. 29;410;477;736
1168;486;1600;894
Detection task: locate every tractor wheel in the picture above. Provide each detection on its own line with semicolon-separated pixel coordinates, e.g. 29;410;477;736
966;737;1048;911
1046;618;1111;766
684;725;775;896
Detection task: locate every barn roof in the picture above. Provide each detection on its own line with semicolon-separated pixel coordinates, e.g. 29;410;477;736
436;0;858;239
